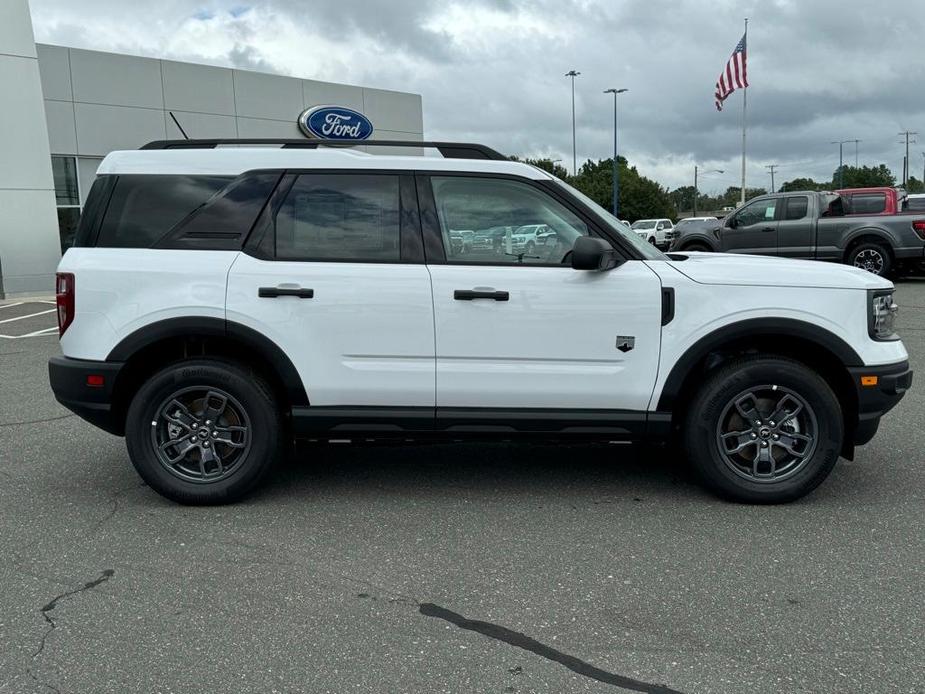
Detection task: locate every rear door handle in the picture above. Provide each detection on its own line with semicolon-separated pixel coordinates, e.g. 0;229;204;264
454;289;509;301
761;226;776;232
258;287;314;298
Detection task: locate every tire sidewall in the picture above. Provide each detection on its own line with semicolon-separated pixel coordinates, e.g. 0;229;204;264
685;359;843;503
125;360;281;504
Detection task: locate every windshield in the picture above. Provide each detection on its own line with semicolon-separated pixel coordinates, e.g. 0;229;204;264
552;180;667;260
631;220;656;230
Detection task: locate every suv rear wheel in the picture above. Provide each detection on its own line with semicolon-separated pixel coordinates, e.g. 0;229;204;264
125;358;283;504
682;356;843;503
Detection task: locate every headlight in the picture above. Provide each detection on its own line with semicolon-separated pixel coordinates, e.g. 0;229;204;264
868;290;899;340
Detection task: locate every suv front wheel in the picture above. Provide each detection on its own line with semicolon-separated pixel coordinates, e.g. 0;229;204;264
682;356;843;503
125;358;283;504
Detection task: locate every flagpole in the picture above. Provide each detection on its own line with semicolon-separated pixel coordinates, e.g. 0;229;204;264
739;17;748;207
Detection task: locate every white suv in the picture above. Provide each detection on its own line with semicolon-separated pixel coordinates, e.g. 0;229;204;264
49;139;912;505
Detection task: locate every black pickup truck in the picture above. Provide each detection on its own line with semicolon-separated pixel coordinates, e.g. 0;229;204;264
669;191;925;276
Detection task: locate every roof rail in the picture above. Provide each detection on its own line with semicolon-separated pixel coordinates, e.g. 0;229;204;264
139;139;508;161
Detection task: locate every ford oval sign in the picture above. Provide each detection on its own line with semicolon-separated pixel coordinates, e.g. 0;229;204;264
297;105;374;140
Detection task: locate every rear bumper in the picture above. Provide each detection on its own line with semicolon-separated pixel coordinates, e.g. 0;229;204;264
48;356;124;435
893;245;925;261
848;360;913;446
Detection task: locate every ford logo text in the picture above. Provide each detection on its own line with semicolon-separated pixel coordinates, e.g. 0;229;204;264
297;106;374;140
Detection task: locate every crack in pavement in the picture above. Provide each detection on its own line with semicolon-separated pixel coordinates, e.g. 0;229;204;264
0;414;75;428
28;569;115;693
354;586;686;694
418;603;686;694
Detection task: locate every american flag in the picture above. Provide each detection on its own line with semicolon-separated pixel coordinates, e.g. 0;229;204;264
714;34;748;111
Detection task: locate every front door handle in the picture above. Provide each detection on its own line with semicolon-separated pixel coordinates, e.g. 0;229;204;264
258;287;314;298
454;289;509;301
760;226;776;232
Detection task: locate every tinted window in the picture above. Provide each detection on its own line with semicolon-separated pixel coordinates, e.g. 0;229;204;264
906;196;925;211
784;196;809;220
274;174;400;261
733;198;777;227
849;193;886;215
97;175;231;248
430;176;588;265
159;172;281;250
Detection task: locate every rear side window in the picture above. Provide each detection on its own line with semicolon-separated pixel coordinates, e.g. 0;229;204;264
96;175;232;247
906;197;925;211
848;193;886;215
784;196;809;220
273;174;401;261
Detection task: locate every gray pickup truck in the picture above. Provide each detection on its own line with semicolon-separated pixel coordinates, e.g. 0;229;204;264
669;190;925;276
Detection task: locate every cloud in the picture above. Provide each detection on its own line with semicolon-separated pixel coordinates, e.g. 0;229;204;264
28;0;925;191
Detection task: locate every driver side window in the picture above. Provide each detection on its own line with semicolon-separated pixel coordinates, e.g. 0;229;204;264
430;176;589;265
732;199;777;228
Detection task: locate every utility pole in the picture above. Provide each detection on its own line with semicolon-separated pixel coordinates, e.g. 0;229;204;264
603;88;628;217
765;164;778;193
565;70;580;175
898;131;918;185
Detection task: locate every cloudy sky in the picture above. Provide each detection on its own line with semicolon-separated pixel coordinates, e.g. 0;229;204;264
29;0;925;193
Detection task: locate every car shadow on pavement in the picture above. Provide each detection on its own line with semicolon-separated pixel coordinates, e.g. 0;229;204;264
260;440;710;504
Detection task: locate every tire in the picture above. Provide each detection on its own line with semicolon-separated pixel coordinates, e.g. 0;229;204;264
680;242;710;253
125;358;284;504
648;237;657;245
847;242;892;277
526;241;535;254
682;356;843;503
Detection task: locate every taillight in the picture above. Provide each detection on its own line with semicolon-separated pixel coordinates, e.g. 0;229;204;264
56;272;75;336
912;220;925;241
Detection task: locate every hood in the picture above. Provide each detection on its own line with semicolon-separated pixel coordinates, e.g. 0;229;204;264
666;252;892;290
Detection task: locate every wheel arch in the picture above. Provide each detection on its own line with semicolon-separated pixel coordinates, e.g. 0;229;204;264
107;317;309;434
676;234;718;251
657;318;862;458
842;229;895;257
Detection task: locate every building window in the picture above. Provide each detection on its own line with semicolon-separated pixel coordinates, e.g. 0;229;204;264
52;155;81;252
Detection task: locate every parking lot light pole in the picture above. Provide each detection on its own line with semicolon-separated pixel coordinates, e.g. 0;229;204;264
831;140;851;188
693;166;723;217
604;88;628;217
566;70;580;175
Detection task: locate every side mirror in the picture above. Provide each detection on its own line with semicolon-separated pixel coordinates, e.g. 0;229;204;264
571;236;619;271
725;216;737;229
656;223;665;230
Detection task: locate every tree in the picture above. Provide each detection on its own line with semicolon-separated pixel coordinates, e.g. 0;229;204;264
669;186;697;213
524;158;570;180
570;157;677;221
779;177;826;192
717;186;767;207
834;164;895;189
905;176;925;194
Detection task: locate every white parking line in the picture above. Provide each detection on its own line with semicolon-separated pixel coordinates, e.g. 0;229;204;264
0;326;59;339
0;302;25;311
0;308;57;325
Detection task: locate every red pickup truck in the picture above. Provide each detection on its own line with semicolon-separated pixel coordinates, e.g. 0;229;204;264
835;187;907;215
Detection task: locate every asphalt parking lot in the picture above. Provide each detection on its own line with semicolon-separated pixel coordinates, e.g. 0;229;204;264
1;283;923;694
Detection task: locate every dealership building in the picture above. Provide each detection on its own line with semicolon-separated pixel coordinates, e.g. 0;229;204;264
0;0;424;297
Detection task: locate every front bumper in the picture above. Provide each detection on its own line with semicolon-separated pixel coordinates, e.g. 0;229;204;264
848;360;913;446
48;356;125;435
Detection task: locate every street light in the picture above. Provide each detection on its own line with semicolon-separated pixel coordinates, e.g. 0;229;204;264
565;70;580;175
604;88;628;218
693;166;723;217
830;140;854;188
